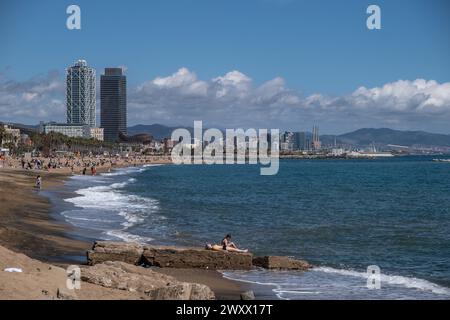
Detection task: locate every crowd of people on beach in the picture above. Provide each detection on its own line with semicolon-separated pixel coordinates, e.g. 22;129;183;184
0;154;172;191
1;154;171;174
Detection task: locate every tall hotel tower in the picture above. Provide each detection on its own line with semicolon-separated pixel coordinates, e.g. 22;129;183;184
100;68;127;142
66;60;96;126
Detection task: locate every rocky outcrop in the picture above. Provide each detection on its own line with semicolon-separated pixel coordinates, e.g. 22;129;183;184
56;287;78;300
81;261;215;300
142;246;253;270
147;283;215;300
87;241;143;266
252;256;311;270
240;291;255;300
87;241;253;270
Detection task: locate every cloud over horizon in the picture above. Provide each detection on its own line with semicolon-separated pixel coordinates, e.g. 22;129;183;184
1;68;450;134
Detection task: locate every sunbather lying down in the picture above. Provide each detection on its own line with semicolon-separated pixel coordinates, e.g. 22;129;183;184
205;234;249;253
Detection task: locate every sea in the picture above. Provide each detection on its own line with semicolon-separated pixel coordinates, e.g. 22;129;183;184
53;156;450;299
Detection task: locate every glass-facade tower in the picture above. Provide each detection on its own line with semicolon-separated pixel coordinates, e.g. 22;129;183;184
100;68;127;142
66;60;96;127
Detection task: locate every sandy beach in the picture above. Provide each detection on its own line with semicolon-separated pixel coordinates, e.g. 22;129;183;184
0;168;91;261
0;161;249;300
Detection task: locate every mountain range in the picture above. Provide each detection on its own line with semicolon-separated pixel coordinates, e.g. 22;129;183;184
129;125;450;148
3;122;450;148
320;128;450;148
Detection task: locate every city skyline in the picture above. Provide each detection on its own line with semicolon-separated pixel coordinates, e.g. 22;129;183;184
0;0;450;133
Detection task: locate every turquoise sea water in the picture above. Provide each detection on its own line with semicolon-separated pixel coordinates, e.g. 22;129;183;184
60;156;450;299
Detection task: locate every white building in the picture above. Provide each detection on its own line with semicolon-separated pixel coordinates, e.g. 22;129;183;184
1;125;21;147
44;123;90;138
43;123;103;141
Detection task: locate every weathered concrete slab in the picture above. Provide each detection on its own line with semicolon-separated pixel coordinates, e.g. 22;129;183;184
87;241;254;270
142;246;253;270
87;241;143;266
252;256;311;270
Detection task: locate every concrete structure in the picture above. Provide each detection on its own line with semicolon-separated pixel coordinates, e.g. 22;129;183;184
87;241;254;270
66;60;96;127
101;68;127;142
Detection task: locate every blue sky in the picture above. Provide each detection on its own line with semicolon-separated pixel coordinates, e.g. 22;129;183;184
1;0;450;133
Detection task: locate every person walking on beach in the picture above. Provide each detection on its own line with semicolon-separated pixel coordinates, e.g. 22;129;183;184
35;175;42;189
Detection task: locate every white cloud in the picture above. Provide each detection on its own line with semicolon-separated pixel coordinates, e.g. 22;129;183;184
212;71;252;98
0;71;65;123
129;72;450;132
138;68;208;97
350;79;450;112
1;68;450;133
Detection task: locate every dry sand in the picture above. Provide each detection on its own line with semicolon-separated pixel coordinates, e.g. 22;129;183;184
0;244;145;300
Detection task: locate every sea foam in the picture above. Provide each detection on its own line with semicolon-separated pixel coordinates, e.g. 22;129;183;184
62;173;161;244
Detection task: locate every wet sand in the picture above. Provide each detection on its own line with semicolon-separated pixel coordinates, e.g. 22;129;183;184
0;168;91;261
156;268;250;300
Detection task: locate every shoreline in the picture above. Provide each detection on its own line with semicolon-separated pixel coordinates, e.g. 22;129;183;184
0;164;251;300
2;157;450;300
0;168;92;262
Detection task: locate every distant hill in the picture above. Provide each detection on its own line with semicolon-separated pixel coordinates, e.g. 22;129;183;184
321;128;450;147
0;122;39;136
4;122;450;147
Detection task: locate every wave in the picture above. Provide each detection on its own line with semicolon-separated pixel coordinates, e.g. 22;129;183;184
142;164;164;168
105;230;154;243
315;266;450;296
222;266;450;300
101;166;147;177
221;270;306;300
63;174;163;244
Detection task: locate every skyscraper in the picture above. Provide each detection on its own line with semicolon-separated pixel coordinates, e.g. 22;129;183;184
66;60;96;126
295;131;306;150
100;68;127;142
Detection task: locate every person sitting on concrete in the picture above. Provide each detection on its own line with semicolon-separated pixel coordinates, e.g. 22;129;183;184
205;234;248;253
